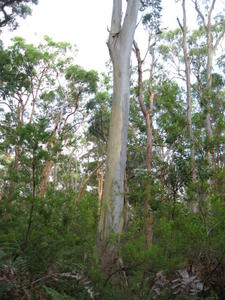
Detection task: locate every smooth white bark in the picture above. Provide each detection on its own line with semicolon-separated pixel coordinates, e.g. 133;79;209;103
99;0;140;239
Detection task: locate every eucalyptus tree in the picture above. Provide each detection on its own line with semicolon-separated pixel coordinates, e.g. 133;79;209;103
0;36;66;201
132;0;162;246
39;64;98;197
0;37;98;201
98;0;140;243
96;0;140;282
133;0;162;172
193;0;225;168
189;27;224;170
177;0;196;182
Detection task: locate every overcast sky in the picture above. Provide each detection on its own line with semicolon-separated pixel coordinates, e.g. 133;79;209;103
1;0;224;72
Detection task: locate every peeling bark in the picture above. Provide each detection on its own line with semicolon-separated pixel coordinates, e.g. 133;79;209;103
39;160;53;197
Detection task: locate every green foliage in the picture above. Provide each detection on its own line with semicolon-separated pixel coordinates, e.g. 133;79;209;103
44;286;72;300
0;190;99;299
0;0;38;31
87;90;111;142
140;0;162;33
66;65;99;94
155;78;186;145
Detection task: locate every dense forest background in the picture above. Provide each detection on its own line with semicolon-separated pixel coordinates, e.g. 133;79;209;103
0;0;225;299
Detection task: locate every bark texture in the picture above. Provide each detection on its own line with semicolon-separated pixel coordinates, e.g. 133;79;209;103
98;0;140;240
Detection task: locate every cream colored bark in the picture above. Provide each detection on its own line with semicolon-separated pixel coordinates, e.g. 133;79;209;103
98;0;140;240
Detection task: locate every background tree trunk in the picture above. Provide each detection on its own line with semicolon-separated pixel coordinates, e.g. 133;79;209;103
133;40;155;246
178;0;196;182
194;0;225;170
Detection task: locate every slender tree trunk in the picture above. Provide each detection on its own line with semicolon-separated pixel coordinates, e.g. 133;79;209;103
39;103;65;197
133;40;155;246
178;0;196;181
194;0;225;170
147;50;155;172
178;0;198;213
8;101;23;201
146;116;152;170
133;40;155;171
205;30;217;169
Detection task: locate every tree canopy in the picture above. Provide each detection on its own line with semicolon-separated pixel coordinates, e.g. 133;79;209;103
0;0;38;32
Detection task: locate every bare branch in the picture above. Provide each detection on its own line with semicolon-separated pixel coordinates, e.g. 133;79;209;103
214;27;225;51
0;101;12;111
193;0;206;29
177;17;183;31
208;0;217;23
77;159;105;202
133;40;147;116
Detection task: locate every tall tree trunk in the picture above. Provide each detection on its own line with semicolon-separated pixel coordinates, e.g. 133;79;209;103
178;0;196;181
98;0;139;281
178;0;197;213
194;0;225;170
205;21;216;169
147;50;155;172
133;40;155;246
133;40;155;172
99;0;140;240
